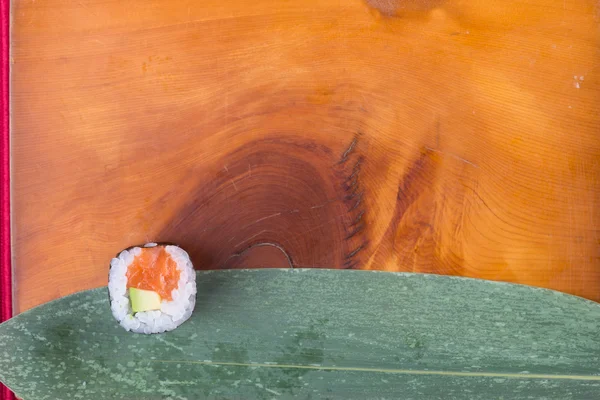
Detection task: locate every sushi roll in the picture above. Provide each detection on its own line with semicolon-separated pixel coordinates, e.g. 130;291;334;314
108;243;196;334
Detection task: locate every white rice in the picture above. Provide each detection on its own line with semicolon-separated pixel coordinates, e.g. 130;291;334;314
108;244;196;334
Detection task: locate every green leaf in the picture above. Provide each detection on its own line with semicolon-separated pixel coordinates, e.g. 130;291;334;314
1;269;599;399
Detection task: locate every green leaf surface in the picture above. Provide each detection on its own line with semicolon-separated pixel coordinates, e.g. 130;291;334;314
1;269;599;399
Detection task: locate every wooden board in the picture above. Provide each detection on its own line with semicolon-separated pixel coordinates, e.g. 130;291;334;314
11;0;600;312
1;269;600;399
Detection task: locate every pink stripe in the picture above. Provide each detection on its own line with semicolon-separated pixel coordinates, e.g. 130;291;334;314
0;0;13;398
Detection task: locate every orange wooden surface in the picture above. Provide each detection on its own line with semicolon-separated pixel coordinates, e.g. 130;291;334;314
11;0;600;312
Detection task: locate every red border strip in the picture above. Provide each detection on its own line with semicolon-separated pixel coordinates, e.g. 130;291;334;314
0;0;13;398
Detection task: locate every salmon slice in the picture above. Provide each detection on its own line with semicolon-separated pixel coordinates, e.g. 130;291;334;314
126;246;181;301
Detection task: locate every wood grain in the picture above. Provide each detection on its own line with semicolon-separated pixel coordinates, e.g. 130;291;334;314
11;0;600;311
2;270;600;399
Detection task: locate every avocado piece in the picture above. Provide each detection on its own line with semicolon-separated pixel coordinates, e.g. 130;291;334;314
129;287;161;312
